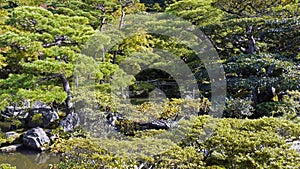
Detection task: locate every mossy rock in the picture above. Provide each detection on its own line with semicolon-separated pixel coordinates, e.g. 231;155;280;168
0;131;22;147
0;119;24;132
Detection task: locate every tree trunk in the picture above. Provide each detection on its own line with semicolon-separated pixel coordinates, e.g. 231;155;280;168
75;75;78;88
100;18;106;62
60;74;72;114
93;51;98;60
119;7;125;29
100;17;106;31
102;45;105;62
98;4;106;62
247;26;257;54
112;6;126;64
252;86;258;106
98;3;106;31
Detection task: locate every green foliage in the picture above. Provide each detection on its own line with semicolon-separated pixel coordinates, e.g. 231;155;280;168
31;113;43;124
0;131;7;145
168;0;299;58
51;126;88;141
0;164;16;169
224;97;254;118
166;0;225;26
256;101;296;117
0;0;300;168
204;128;299;168
11;120;22;129
52;116;300;168
0;3;98;109
281;90;300;115
141;0;174;11
153;146;205;168
181;116;300;168
0;130;20;146
225;54;300;94
114;98;210;135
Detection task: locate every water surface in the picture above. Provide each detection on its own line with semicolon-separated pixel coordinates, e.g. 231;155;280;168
0;149;59;169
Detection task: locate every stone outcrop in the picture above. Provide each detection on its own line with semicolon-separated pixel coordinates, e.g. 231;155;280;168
26;102;59;128
1;106;28;120
0;144;23;153
23;127;50;151
136;120;172;130
1;102;59;129
27;108;59;128
59;112;79;132
289;140;300;153
0;102;78;152
5;131;19;139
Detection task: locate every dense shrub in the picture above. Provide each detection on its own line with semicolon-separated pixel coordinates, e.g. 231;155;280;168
53;116;300;168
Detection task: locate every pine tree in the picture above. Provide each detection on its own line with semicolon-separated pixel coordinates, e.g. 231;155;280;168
0;5;94;112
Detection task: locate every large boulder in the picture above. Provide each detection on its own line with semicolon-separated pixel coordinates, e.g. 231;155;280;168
23;127;50;151
45;129;57;142
27;103;59;128
136;120;171;130
5;131;19;139
1;102;59;129
289;140;300;153
1;106;28;120
0;144;23;153
4;131;21;144
59;113;79;132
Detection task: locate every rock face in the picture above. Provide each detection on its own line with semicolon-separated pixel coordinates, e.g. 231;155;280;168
27;108;59;128
136;120;172;130
27;103;59;128
105;112;177;133
289;140;300;153
60;113;79;132
42;109;59;127
23;127;50;151
106;112;123;126
0;144;23;153
4;131;21;144
0;102;59;128
5;131;19;139
1;106;28;120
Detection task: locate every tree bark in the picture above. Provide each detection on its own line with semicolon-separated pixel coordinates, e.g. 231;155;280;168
97;3;107;62
102;45;105;62
97;3;107;31
40;73;73;114
252;86;258;106
60;74;72;114
247;26;257;54
100;17;106;31
100;18;106;62
112;0;134;64
119;7;125;29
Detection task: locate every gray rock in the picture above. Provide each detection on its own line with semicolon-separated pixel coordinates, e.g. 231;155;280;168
60;113;79;132
27;107;59;128
289;140;300;153
45;129;57;142
33;101;51;109
1;102;58;128
42;109;59;127
136;120;171;130
4;131;22;144
23;127;50;151
5;131;19;139
1;106;28;119
106;112;122;126
0;144;23;153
